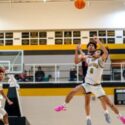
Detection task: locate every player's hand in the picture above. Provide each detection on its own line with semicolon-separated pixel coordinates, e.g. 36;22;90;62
93;35;100;43
76;44;81;50
7;99;13;105
93;35;97;42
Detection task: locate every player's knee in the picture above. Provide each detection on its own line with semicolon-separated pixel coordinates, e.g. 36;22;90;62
109;103;114;108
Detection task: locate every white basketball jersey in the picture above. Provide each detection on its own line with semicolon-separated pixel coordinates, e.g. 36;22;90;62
85;57;105;85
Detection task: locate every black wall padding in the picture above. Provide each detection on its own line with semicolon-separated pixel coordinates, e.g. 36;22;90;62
0;116;30;125
5;87;21;116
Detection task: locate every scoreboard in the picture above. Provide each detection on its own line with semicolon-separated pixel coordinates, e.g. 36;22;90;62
114;88;125;105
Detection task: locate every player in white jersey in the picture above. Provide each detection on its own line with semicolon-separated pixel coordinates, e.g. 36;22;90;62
54;36;125;125
85;56;104;85
82;51;106;98
0;67;13;125
75;42;111;125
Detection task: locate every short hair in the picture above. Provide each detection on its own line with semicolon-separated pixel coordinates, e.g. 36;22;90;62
87;42;97;49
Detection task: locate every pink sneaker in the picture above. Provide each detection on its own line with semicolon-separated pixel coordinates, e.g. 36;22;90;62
119;116;125;124
54;105;66;112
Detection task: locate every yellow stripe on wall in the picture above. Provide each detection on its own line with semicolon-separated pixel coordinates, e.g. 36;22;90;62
0;44;125;50
0;45;77;51
18;87;123;96
0;44;124;60
110;54;125;60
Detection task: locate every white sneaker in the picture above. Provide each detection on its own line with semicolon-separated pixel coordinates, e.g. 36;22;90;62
86;119;92;125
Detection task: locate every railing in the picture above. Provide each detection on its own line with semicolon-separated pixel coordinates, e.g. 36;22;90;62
8;62;125;84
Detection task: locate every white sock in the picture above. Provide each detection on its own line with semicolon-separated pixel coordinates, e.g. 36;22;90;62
117;113;122;118
86;116;91;120
104;110;109;114
63;102;67;107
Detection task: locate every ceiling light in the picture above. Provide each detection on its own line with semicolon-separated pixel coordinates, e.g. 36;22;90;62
43;0;47;3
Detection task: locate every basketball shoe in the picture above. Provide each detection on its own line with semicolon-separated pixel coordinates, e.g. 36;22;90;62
119;116;125;124
104;113;111;123
54;105;66;112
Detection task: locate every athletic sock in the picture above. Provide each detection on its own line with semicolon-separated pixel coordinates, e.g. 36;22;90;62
86;116;91;120
117;113;122;118
104;110;109;114
63;102;67;107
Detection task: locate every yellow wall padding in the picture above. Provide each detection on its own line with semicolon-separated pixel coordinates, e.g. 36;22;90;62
18;87;123;96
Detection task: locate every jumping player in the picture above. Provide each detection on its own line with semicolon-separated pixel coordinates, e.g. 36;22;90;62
75;42;111;125
54;36;125;125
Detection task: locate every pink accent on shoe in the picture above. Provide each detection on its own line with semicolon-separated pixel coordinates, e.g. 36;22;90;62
54;105;66;112
119;116;125;124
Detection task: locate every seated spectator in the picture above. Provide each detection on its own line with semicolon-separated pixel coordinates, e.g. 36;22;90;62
18;70;28;82
69;67;77;81
35;66;45;82
43;74;52;81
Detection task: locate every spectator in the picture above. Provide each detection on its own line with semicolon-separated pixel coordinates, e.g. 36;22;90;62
35;66;45;82
44;74;52;81
18;70;28;82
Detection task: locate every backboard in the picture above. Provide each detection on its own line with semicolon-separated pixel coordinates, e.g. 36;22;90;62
0;50;24;73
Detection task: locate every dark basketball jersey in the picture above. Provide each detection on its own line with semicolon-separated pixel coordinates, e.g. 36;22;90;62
82;61;88;82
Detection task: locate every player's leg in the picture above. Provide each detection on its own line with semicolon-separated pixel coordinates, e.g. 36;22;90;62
100;96;119;113
92;85;111;123
84;93;92;125
54;84;86;112
65;84;85;103
0;108;9;125
85;93;91;116
3;113;9;125
99;96;111;123
100;95;125;124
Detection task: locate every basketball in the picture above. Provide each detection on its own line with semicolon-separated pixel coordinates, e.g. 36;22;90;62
74;0;86;9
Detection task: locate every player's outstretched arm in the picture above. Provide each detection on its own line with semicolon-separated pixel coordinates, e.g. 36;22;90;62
93;36;108;60
74;44;86;64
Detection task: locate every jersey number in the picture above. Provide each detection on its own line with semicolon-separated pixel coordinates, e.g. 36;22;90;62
90;68;94;74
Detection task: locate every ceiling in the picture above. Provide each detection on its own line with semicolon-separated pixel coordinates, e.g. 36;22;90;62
0;0;125;3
